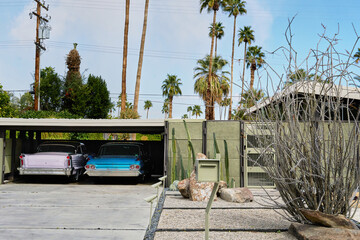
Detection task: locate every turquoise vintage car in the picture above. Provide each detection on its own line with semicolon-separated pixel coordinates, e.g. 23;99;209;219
84;142;148;179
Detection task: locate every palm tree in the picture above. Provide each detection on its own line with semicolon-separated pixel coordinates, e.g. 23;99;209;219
219;97;230;120
181;114;188;119
238;26;255;96
354;48;360;63
239;88;264;108
133;0;150;113
121;0;130;114
161;74;182;118
209;22;225;57
223;0;247;120
162;99;169;119
194;55;229;119
200;0;226;120
187;106;193;119
192;105;203;119
143;100;153;119
246;45;265;89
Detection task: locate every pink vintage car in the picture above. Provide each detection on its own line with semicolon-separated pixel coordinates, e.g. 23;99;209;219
17;142;88;181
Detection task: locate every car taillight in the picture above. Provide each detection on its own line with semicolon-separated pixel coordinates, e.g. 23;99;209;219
21;159;24;166
136;158;140;161
66;156;71;166
68;159;71;166
85;165;90;169
130;164;140;170
90;165;96;169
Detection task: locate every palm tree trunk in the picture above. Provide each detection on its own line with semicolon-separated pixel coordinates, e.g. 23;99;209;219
146;109;149;119
169;96;173;118
133;0;149;113
215;37;218;57
206;10;217;120
240;42;247;109
228;15;237;120
250;65;255;89
121;0;130;114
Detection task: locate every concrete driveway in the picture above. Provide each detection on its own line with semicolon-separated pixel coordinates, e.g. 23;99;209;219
0;177;160;240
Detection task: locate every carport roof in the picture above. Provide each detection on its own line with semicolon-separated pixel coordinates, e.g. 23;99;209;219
0;118;165;133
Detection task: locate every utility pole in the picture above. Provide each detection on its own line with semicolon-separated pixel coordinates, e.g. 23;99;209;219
30;0;50;111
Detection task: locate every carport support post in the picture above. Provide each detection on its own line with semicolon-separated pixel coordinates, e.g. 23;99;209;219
0;131;5;184
9;130;16;181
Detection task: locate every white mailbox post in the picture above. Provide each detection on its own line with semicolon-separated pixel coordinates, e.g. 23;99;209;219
195;158;220;240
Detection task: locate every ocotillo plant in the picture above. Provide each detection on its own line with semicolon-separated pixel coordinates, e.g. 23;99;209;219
224;140;230;186
171;128;177;182
183;120;196;176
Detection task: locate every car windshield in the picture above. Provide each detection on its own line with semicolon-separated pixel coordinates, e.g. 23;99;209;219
38;144;76;154
99;145;140;156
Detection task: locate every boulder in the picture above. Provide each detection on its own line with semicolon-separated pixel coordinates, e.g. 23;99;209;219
169;180;179;191
189;170;216;201
289;223;360;240
220;187;254;203
299;209;358;230
217;181;228;196
178;178;190;198
196;152;208;160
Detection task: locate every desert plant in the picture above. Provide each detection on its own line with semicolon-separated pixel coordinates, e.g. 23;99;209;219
224;140;230;185
171;128;177;182
245;19;360;223
183;120;196;176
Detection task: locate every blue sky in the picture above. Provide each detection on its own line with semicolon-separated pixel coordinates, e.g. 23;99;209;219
1;0;360;119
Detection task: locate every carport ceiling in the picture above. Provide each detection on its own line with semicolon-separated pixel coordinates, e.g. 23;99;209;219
0;118;165;134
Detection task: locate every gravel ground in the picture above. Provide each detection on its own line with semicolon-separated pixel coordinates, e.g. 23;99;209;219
143;190;167;240
154;231;296;240
163;194;284;209
157;208;291;230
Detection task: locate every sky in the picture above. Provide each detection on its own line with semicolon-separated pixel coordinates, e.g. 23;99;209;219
1;0;360;119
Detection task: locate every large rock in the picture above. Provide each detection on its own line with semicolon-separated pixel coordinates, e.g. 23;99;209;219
169;180;179;191
299;209;358;230
196;152;207;160
178;178;190;198
289;222;360;240
217;181;227;196
220;187;254;203
189;170;216;201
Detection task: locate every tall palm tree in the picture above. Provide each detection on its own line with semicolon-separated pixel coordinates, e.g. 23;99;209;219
223;0;247;120
192;105;203;119
200;0;226;120
354;48;360;63
246;45;265;89
161;74;182;118
143;100;153;119
238;26;255;97
209;22;225;57
133;0;150;113
194;55;229;119
121;0;130;114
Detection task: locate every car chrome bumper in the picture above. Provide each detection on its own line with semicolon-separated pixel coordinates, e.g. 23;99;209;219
17;167;73;176
85;170;141;177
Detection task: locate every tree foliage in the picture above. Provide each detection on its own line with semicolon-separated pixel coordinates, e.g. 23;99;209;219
0;84;15;117
40;67;63;111
86;75;112;119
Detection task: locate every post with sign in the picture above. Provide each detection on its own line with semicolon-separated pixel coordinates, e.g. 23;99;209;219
195;157;220;240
